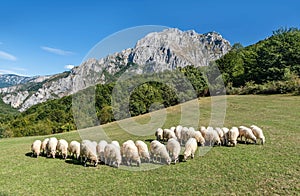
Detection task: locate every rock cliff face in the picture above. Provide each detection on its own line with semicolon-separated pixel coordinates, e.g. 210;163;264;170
0;28;231;112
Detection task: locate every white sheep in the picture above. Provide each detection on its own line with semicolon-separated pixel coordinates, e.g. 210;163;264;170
121;140;135;158
222;127;229;145
189;127;196;132
204;128;221;146
250;125;265;145
166;138;181;164
174;125;183;145
111;140;120;149
57;139;68;160
228;127;239;147
192;131;205;146
181;126;192;144
163;129;171;141
150;140;171;165
41;138;49;156
155;128;163;141
104;143;122;168
215;127;225;145
135;140;150;162
238;126;257;144
122;141;141;166
96;140;108;163
183;138;198;161
47;137;58;158
31;140;42;158
80;140;98;167
200;126;207;138
164;129;177;141
68;141;80;159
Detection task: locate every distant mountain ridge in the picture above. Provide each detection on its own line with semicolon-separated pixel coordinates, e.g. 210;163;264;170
0;74;36;88
0;28;231;112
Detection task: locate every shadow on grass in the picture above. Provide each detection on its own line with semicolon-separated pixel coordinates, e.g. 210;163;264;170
145;139;154;143
65;159;83;166
237;140;257;145
25;152;34;158
178;154;185;162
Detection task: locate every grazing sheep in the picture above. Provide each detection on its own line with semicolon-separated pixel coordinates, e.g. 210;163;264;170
41;138;49;156
121;140;135;164
200;126;207;138
68;141;80;159
80;140;98;167
135;140;150;162
155;128;164;141
57;139;69;160
31;140;42;158
111;140;120;149
181;127;192;144
189;127;196;132
96;140;108;163
228;127;239;147
150;140;171;165
166;138;181;164
215;127;225;146
192;131;205;146
122;141;141;166
164;129;177;141
163;129;170;141
238;126;257;144
183;138;198;161
204;129;221;146
250;125;265;145
47;137;58;158
104;143;122;168
222;127;229;146
121;140;135;159
174;125;183;145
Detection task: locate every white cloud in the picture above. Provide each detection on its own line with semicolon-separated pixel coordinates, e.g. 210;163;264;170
64;64;75;70
41;46;75;56
0;50;17;61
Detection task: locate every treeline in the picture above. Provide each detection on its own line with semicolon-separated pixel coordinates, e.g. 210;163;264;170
1;28;300;137
217;27;300;94
0;66;210;137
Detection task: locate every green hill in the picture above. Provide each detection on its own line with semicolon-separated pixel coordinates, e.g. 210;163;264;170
0;95;299;195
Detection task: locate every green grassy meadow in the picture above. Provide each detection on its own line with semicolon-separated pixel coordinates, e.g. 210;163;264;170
0;95;299;195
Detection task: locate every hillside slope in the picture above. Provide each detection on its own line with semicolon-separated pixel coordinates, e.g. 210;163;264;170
0;95;299;195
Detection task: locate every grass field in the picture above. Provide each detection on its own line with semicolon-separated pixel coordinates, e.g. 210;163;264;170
0;95;299;195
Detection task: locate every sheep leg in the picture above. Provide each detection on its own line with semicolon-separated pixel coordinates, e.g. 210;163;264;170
83;157;87;167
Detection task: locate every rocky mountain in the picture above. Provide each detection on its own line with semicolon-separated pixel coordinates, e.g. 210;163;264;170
0;28;231;112
0;74;36;88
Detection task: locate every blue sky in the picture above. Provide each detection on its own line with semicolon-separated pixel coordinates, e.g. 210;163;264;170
0;0;299;76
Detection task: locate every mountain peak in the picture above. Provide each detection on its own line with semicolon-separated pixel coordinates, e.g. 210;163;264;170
0;28;231;111
132;28;230;69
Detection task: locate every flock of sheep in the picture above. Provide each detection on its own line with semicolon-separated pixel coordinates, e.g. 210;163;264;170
30;125;265;168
